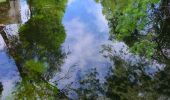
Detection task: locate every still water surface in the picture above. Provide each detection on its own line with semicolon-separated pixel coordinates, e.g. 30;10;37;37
52;0;111;98
52;0;162;99
0;0;164;99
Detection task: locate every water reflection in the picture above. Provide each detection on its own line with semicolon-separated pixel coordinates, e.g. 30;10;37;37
0;0;169;99
0;0;30;99
52;0;111;99
52;0;166;99
7;0;67;99
0;0;20;24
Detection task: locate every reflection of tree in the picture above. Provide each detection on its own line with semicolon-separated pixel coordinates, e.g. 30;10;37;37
0;82;3;97
75;55;170;99
105;56;158;100
154;0;170;64
99;44;170;99
76;68;105;99
95;0;170;99
63;45;170;99
97;0;170;61
3;0;68;99
12;0;67;79
13;61;61;99
153;66;170;98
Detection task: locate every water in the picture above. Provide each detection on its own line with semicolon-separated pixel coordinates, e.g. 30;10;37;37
0;0;113;99
0;0;30;99
52;0;163;99
52;0;111;98
0;0;167;99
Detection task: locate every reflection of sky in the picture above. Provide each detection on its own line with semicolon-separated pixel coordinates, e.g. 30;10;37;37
63;0;108;39
53;0;111;94
0;0;164;99
20;0;30;24
53;0;164;99
0;36;20;100
62;0;110;72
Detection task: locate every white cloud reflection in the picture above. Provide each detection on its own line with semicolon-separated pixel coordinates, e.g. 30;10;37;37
84;0;108;33
50;1;111;97
54;17;110;89
67;0;76;6
51;0;164;99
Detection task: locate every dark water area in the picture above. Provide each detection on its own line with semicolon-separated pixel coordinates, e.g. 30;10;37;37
0;0;170;99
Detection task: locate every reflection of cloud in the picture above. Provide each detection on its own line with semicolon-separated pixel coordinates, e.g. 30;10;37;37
52;0;110;98
0;52;20;99
95;9;108;33
63;18;97;67
67;0;75;5
20;0;30;23
84;0;108;32
0;35;6;50
53;18;110;89
102;41;165;73
4;24;19;36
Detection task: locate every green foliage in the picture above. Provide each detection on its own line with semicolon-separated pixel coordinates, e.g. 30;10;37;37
24;60;47;74
8;0;68;99
77;68;104;99
20;0;67;51
13;76;59;100
99;0;170;99
63;0;170;99
104;55;162;100
13;0;68;78
98;0;160;58
75;56;162;99
131;40;157;59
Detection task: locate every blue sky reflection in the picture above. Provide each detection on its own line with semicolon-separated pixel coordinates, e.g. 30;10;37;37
53;0;111;93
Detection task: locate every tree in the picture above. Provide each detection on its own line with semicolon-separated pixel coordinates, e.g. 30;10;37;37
97;0;165;59
5;0;68;99
97;1;170;98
